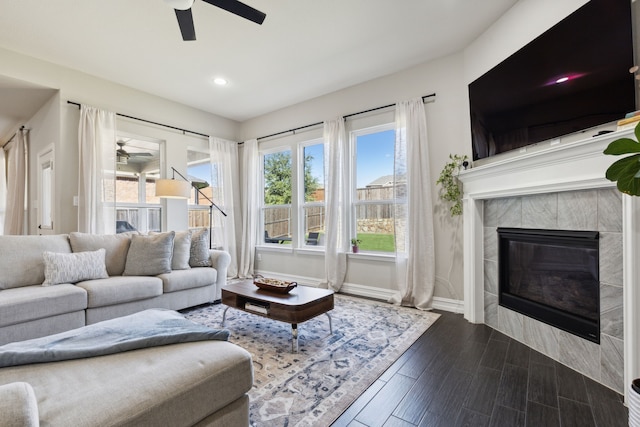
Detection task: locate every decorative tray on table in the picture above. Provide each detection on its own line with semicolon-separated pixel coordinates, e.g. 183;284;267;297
253;275;297;294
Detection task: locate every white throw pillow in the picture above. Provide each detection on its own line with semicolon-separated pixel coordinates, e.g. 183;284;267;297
42;249;109;286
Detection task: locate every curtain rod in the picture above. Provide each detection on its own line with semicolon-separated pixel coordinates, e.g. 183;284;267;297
67;101;210;139
256;93;436;141
3;126;27;148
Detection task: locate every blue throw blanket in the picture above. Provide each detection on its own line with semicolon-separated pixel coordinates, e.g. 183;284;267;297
0;309;229;368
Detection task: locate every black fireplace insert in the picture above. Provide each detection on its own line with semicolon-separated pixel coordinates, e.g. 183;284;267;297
497;228;600;343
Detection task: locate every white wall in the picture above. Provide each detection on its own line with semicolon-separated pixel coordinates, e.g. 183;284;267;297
0;46;239;234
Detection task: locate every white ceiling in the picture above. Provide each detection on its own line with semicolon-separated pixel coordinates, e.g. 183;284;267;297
0;0;518;124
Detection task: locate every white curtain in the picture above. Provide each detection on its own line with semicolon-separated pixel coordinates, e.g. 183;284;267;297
0;145;5;234
209;137;240;277
322;118;348;291
78;105;116;234
238;139;259;278
3;130;28;235
389;98;435;310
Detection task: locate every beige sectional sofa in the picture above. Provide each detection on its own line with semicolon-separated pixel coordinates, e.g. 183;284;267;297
0;230;254;426
0;230;230;345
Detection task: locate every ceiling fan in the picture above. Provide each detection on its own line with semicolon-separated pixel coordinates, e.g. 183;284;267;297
116;141;153;164
164;0;266;41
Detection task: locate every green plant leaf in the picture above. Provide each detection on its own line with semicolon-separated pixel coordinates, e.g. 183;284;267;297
603;138;640;155
606;154;640;181
615;155;640;196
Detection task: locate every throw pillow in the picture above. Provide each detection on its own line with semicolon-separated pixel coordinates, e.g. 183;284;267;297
42;249;109;286
69;232;133;276
123;231;175;276
189;228;212;267
151;230;192;270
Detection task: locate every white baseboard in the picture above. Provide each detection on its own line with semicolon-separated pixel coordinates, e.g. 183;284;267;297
254;270;464;314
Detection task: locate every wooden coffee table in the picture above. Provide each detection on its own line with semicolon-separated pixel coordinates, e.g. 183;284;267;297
221;280;334;352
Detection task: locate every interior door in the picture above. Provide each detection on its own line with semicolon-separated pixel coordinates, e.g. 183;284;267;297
37;144;54;235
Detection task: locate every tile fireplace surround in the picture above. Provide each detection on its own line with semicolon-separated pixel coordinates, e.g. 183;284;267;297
458;128;640;401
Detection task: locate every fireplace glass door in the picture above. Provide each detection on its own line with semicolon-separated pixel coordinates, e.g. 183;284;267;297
497;228;600;343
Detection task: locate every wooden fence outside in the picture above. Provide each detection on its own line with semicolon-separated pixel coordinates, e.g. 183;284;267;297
264;186;399;238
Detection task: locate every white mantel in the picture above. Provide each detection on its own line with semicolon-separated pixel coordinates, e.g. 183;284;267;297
457;128;640;401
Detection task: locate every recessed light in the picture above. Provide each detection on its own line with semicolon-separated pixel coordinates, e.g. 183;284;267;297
213;77;228;86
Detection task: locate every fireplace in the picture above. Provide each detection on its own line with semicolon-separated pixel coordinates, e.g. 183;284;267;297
497;228;600;343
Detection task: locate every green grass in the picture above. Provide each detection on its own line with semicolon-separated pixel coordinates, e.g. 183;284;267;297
357;233;395;253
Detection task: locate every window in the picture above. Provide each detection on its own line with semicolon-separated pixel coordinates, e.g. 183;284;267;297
114;136;161;233
187;149;212;230
262;148;292;244
351;126;396;253
301;140;324;246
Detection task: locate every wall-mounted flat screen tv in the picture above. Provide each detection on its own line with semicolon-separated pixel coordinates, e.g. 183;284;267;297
469;0;635;161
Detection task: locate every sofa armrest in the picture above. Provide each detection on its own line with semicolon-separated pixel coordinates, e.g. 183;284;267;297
0;382;39;427
209;250;231;299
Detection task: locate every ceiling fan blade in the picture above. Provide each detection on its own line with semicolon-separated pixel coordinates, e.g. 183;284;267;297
128;152;153;157
201;0;266;25
175;8;196;40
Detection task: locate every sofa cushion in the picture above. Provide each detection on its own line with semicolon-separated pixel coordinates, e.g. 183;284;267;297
0;382;39;427
0;284;87;328
157;268;217;293
42;249;109;286
190;228;212;267
123;232;175;276
69;232;132;276
76;276;163;308
0;341;253;427
0;235;71;290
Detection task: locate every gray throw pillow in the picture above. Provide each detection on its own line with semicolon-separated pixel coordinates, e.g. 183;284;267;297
123;232;175;276
42;249;109;286
151;230;192;270
189;228;211;267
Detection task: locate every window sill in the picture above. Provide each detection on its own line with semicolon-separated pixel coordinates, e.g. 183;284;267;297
255;244;294;254
348;251;395;262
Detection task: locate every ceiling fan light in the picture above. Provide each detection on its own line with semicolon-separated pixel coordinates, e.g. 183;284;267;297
164;0;195;11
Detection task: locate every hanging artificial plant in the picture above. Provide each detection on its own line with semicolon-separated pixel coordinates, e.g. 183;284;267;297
436;154;468;216
604;121;640;196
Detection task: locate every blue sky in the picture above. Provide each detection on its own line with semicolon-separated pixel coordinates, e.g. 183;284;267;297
306;129;395;188
355;130;395;187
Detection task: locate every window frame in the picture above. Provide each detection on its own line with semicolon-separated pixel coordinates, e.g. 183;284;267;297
349;123;397;255
298;138;325;248
114;133;162;234
260;146;294;247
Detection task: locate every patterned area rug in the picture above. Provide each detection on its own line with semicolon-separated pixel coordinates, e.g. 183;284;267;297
182;293;440;426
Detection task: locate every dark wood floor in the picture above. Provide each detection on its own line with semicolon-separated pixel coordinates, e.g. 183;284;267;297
332;311;628;427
